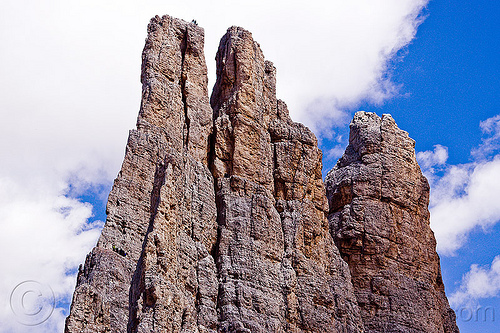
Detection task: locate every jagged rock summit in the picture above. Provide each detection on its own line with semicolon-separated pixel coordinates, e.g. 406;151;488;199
65;15;458;333
325;112;458;333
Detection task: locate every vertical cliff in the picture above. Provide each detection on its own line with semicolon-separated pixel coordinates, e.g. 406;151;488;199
65;14;458;333
325;112;459;333
65;16;217;333
210;27;363;332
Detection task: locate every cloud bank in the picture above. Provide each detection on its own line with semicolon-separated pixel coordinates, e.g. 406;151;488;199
0;1;429;331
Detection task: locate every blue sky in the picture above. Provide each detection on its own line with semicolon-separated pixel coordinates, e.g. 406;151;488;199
1;1;499;332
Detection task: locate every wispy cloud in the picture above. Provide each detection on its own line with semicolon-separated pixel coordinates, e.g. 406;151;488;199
472;115;500;159
417;144;448;183
325;145;347;162
450;256;500;308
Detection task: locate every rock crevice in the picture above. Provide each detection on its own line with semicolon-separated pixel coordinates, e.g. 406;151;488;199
208;26;363;332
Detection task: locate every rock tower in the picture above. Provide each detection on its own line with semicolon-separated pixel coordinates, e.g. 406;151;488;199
65;15;458;333
325;112;458;333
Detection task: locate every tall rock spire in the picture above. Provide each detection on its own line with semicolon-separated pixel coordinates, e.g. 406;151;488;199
325;111;459;333
65;15;217;332
210;26;363;332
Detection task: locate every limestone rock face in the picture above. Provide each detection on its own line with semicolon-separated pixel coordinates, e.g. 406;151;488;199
210;27;363;332
65;15;217;333
65;17;364;333
325;112;459;333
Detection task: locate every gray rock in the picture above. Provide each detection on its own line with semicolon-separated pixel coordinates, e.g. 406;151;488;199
65;15;217;333
211;27;363;332
325;111;459;333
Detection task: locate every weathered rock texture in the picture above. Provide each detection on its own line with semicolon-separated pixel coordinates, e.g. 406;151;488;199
66;14;458;333
210;27;363;332
65;16;363;333
66;16;217;333
325;112;459;333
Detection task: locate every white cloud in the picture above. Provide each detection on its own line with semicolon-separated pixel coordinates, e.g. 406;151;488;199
450;255;500;308
325;145;347;162
0;0;430;331
422;115;500;255
417;144;448;183
258;0;430;133
0;178;103;333
417;144;449;170
430;157;500;255
472;114;500;159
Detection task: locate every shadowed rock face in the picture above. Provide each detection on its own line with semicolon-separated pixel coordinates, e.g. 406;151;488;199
325;111;459;333
65;14;458;333
65;15;218;333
